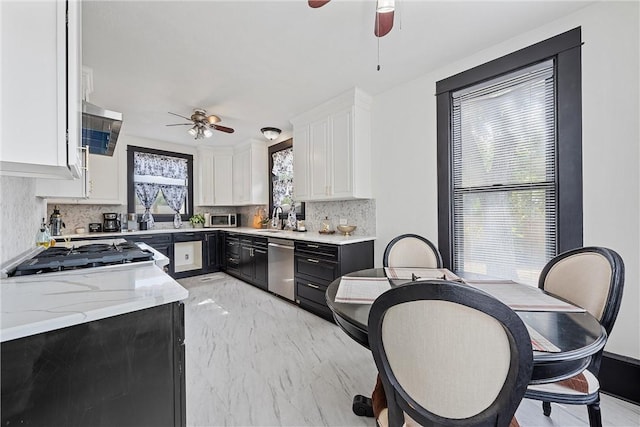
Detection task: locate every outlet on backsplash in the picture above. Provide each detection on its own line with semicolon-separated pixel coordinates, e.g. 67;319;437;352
339;218;348;226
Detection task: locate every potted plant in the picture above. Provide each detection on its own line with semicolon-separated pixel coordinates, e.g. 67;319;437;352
189;214;205;228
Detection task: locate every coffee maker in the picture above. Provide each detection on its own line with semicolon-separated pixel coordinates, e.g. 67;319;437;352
103;213;120;232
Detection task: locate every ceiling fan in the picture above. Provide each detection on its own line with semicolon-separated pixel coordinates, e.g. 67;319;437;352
166;109;235;140
308;0;395;38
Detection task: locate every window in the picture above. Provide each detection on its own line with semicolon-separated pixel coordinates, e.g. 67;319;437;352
127;146;194;226
268;139;304;219
436;28;583;284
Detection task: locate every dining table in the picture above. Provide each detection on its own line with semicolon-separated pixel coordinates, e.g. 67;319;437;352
325;268;608;416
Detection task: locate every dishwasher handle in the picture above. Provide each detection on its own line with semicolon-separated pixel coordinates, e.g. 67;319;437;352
268;242;294;250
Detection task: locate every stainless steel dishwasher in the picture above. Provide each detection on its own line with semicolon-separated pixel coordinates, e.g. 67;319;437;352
267;238;295;301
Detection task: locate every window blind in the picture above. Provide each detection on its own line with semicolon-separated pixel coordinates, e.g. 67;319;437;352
451;60;556;285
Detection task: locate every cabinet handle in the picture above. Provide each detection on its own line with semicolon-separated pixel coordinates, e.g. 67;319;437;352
306;258;319;263
306;244;320;249
80;146;89;172
306;283;320;289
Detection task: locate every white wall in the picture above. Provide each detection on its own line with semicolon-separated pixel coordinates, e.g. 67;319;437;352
372;1;639;359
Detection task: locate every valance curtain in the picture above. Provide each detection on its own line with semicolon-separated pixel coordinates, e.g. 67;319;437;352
134;152;188;227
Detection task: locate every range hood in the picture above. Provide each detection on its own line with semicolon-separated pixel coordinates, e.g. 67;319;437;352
82;101;122;156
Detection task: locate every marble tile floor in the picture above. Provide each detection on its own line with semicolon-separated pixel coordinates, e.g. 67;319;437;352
179;273;640;427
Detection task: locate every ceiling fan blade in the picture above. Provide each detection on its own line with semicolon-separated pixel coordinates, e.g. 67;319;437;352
308;0;330;8
168;111;193;121
212;124;234;134
166;123;192;126
374;10;394;37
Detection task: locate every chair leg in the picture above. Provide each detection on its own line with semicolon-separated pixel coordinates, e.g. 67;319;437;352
587;399;602;427
542;401;552;416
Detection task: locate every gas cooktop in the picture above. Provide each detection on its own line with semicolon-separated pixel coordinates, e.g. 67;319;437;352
9;241;154;277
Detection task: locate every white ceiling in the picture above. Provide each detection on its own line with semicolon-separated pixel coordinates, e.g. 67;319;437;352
83;0;593;148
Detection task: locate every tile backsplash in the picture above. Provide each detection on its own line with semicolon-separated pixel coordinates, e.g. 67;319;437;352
45;199;376;237
0;176;46;264
304;199;376;236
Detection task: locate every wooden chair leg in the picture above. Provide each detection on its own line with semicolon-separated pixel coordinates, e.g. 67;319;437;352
542;401;552;416
587;399;602;427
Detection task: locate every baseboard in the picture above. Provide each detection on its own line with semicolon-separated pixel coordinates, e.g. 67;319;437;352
599;352;640;405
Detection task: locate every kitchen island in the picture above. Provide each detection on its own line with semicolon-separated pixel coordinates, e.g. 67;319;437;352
1;248;188;426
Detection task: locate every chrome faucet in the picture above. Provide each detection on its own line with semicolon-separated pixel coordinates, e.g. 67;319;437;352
272;206;283;229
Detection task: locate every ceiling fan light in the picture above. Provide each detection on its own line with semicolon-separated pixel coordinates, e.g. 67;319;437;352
376;0;394;13
203;128;213;138
261;127;281;141
207;115;221;124
188;126;198;137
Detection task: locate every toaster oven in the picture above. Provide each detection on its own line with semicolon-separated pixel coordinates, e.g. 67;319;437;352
207;213;238;228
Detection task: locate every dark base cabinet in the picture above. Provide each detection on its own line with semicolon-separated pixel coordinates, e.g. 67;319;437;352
224;232;241;275
127;233;175;276
205;231;223;273
294;240;374;321
1;303;186;427
236;235;268;290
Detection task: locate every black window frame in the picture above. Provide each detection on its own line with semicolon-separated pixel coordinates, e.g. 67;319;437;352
268;138;305;220
436;27;583;270
127;145;194;223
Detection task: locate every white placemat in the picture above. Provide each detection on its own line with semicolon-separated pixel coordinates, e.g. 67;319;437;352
464;280;585;312
526;324;561;353
335;276;391;304
384;267;462;282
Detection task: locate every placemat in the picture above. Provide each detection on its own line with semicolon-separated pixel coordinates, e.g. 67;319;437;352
335;276;391;304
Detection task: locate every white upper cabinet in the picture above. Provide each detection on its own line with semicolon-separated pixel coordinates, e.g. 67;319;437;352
232;140;268;206
196;147;234;206
290;87;372;201
37;145;126;204
292;127;310;201
1;0;82;179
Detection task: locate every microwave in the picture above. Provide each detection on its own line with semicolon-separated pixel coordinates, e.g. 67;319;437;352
207;213;238;228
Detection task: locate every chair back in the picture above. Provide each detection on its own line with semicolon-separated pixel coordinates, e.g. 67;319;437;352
368;281;533;427
383;234;443;268
539;247;624;335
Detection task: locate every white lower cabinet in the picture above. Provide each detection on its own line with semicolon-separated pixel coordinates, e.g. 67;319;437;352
197;147;233;206
290;87;372;202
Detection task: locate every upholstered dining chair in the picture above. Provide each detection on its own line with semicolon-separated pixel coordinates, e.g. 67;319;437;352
368;280;533;427
383;234;443;268
525;246;624;427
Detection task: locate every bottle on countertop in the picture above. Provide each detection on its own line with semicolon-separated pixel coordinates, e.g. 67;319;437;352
36;218;52;248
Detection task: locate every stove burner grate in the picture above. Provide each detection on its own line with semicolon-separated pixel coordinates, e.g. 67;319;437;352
11;241;155;277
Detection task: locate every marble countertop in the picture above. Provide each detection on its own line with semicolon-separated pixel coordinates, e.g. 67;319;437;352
1;263;188;342
62;227;376;245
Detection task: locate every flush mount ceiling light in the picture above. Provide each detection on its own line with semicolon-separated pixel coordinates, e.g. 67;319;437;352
261;127;281;141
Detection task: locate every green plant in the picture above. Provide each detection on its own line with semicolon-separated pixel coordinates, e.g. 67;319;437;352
189;214;205;225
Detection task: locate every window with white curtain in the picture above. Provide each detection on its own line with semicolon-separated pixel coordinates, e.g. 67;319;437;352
436;28;583;285
127;146;194;225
